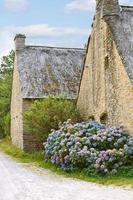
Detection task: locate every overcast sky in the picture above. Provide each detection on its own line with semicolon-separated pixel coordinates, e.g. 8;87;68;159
0;0;133;58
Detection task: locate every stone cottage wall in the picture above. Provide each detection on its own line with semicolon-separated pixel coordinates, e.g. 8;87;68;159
11;52;23;148
11;54;43;152
77;11;107;122
77;11;133;135
112;41;133;135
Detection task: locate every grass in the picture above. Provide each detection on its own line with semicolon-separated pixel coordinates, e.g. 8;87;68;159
0;138;133;187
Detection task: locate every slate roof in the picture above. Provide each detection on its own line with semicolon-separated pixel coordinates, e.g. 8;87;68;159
104;5;133;83
17;46;85;99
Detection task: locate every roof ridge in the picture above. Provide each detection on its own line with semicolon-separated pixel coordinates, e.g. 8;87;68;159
120;5;133;9
120;5;133;7
26;45;85;51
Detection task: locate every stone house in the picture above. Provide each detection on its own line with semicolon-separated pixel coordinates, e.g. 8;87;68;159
11;34;85;152
77;0;133;135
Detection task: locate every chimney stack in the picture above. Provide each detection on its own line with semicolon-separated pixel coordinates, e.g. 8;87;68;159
96;0;120;17
14;34;26;51
96;0;103;11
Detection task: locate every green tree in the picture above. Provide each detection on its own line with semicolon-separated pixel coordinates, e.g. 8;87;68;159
0;50;14;77
0;50;14;138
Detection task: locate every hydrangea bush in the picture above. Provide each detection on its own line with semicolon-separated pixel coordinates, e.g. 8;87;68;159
44;120;133;175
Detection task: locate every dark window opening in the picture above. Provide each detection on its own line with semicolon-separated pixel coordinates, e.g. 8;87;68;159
105;56;109;69
89;116;95;121
100;113;108;125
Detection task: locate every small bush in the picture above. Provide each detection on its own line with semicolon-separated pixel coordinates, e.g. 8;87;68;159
44;120;133;175
24;97;81;141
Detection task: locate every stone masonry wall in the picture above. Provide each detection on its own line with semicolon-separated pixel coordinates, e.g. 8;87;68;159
77;11;106;122
11;52;23;148
113;43;133;135
77;11;133;136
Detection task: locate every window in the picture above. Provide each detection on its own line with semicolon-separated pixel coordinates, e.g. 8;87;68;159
89;116;95;121
105;55;109;69
100;113;108;125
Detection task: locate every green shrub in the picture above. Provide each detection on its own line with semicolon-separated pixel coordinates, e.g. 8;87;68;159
3;113;11;136
44;120;133;175
24;97;81;141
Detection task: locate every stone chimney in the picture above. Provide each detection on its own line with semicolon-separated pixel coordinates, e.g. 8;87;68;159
96;0;120;16
96;0;103;11
14;34;26;51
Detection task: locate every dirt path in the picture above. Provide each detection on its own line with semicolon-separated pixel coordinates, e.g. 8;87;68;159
0;152;133;200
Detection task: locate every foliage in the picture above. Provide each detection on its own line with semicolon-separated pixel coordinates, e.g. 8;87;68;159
0;50;14;77
44;120;133;175
0;50;14;138
24;97;81;141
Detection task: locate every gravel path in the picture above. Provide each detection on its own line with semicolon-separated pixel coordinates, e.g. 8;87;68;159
0;152;133;200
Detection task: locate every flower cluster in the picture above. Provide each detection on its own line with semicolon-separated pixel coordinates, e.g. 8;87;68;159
44;120;133;174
